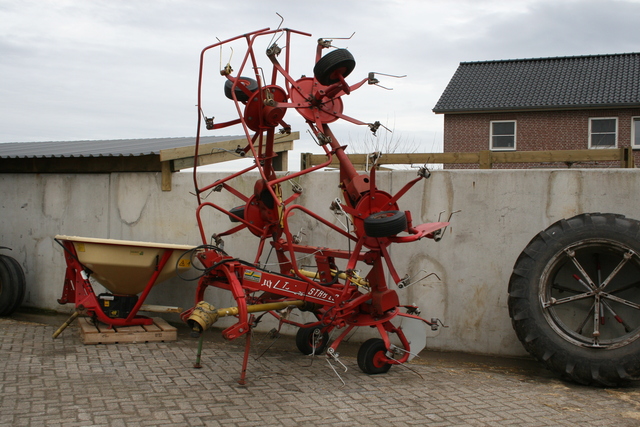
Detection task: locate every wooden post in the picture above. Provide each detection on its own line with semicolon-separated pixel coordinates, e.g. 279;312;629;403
300;152;312;170
161;161;172;191
479;151;493;169
272;150;288;171
622;146;635;168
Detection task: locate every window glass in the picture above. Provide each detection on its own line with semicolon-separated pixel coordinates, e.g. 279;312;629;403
491;121;516;150
633;117;640;148
589;118;617;148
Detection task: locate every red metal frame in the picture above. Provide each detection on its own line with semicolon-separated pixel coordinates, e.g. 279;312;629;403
182;27;448;383
57;240;175;327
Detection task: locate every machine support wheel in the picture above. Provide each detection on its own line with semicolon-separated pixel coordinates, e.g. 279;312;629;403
508;212;640;386
363;211;407;238
313;49;356;86
224;77;258;102
357;338;392;374
295;324;329;355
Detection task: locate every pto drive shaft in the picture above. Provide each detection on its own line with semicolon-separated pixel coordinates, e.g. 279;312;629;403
187;300;306;333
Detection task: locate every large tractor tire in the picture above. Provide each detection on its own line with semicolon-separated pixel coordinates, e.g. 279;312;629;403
508;213;640;386
0;254;26;316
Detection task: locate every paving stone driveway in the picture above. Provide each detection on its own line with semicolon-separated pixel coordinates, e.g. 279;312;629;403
1;315;640;426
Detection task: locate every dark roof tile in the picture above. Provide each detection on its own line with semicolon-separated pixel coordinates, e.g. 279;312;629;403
433;53;640;113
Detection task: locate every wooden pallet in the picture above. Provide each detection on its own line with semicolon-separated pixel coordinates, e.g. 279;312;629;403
78;316;177;345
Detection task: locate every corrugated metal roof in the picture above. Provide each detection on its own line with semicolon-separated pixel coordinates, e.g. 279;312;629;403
0;135;244;159
433;52;640;113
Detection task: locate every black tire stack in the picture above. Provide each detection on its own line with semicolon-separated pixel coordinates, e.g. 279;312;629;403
0;253;26;316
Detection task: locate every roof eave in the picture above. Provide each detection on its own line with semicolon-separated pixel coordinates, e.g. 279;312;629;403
433;103;640;114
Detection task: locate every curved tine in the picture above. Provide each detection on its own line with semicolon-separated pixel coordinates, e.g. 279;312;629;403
320;31;356;44
268;13;285;47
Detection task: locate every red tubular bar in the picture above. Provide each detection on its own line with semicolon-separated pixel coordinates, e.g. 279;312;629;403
124;249;174;323
193;28;271;204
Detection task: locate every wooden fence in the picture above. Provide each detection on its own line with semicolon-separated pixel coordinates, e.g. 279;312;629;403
300;147;636;170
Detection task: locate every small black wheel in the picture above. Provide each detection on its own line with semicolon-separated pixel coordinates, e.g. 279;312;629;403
508;213;640;386
357;338;392;374
228;206;245;223
363;211;407;238
313;49;356;86
224;77;258;102
0;254;25;316
295;324;329;355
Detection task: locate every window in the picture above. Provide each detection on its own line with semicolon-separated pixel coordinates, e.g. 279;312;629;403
589;118;617;148
633;117;640;149
490;121;516;150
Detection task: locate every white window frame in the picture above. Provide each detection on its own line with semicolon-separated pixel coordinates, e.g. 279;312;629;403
632;117;640;149
490;120;517;151
589;117;618;149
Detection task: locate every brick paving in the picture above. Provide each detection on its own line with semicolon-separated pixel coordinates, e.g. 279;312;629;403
2;314;640;426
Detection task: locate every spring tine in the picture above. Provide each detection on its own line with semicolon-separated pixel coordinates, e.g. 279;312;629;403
395;360;424;379
326;359;346;387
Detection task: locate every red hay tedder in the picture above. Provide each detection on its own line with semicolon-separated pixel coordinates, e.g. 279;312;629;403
178;26;449;384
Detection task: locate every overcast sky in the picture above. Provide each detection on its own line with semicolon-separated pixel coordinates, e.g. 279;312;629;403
2;0;639;157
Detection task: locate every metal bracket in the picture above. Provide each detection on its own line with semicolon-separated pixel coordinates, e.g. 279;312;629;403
367;71;406;90
266;43;282;57
329;199;352;232
433;210;461;242
317;32;355;49
212;234;224;250
316;132;332;146
397;271;441;289
292;228;306;244
365;151;382;171
430;318;449;331
286;174;303;194
367;121;391;137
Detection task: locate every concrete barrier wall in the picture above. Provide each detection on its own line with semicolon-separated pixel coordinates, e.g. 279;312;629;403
1;169;638;357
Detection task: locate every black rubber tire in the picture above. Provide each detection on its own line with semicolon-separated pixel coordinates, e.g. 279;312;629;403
4;255;25;314
357;338;392;374
363;211;407;238
228;206;245;223
0;254;25;316
224;77;258;102
508;213;640;386
295;324;329;355
0;257;16;316
313;49;356;86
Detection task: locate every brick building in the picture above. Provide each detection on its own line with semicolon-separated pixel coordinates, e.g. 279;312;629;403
433;53;640;168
